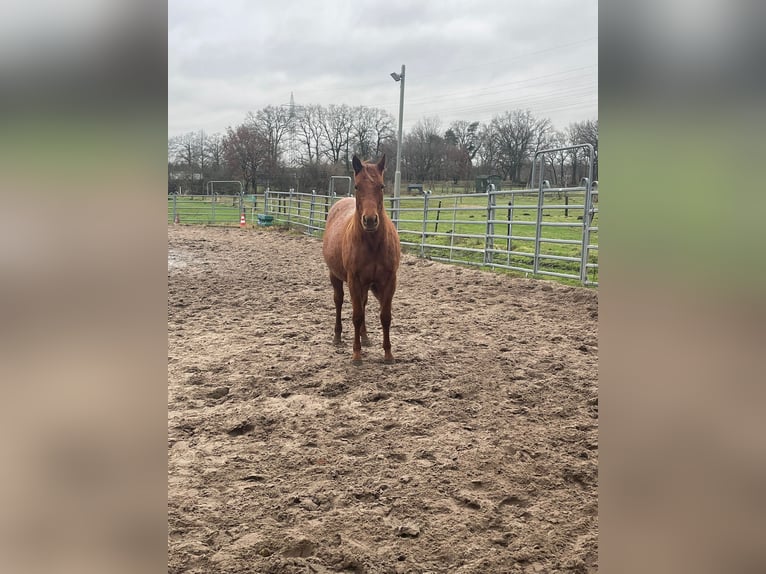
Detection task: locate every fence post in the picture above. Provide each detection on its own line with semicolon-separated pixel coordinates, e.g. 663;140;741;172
172;193;177;224
450;196;458;262
287;188;294;225
264;188;270;216
507;196;514;265
434;200;442;235
420;192;429;257
295;188;301;219
533;155;545;275
309;190;316;236
211;193;216;224
484;190;496;265
580;180;592;283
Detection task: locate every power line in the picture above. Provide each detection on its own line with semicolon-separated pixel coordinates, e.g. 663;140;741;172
277;36;597;99
363;65;596;110
405;83;597;115
413;36;598;81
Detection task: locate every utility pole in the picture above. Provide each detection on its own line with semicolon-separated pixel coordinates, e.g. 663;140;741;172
390;65;405;228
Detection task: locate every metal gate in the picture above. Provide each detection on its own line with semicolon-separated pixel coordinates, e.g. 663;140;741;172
525;143;598;284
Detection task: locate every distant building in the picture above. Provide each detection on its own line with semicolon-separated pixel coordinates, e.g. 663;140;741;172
475;175;501;193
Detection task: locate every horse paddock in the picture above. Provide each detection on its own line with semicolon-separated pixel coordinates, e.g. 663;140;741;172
168;224;598;573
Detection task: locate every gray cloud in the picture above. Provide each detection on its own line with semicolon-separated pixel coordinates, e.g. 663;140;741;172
169;0;598;136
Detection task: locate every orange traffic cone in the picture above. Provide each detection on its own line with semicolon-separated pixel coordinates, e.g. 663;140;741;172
239;212;246;228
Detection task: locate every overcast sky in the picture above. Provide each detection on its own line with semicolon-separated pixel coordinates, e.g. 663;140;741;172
169;0;598;139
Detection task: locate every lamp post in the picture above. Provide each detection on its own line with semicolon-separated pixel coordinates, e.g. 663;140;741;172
390;65;405;229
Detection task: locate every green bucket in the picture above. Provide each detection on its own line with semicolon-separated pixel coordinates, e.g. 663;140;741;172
257;214;274;227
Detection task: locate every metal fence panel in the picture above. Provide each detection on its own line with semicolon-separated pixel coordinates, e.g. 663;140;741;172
168;194;252;226
261;185;598;285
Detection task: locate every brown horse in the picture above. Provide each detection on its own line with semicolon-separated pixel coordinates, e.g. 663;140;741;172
322;154;401;364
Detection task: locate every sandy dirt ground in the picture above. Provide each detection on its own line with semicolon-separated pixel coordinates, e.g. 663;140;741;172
168;225;598;573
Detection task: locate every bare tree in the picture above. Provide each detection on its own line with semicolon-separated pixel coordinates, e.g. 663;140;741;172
196;130;208;190
547;131;570;186
295;104;324;166
445;120;481;161
530;118;553;157
525;117;554;184
347;106;395;162
491;109;543;184
404;116;444;182
223;124;268;193
169;131;200;193
206;132;225;174
247;105;294;179
568;119;598;180
351;105;376;160
476;122;500;177
370;108;395;157
444;120;480;183
443;145;471;184
320;104;352;165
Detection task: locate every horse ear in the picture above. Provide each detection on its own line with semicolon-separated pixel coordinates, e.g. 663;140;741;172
376;154;386;173
352;155;363;175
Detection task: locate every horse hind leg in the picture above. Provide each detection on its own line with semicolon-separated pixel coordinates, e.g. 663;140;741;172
378;281;396;363
330;274;344;344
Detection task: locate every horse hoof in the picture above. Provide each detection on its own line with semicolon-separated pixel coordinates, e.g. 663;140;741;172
352;358;363;366
383;355;395;364
333;338;342;346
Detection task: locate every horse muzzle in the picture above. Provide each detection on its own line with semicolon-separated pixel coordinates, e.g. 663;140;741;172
362;214;379;232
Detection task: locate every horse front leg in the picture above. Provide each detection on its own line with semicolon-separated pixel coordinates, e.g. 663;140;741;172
379;279;397;363
360;290;371;347
348;277;366;364
330;274;344;344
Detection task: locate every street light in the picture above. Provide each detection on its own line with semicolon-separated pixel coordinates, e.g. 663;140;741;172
390;64;405;229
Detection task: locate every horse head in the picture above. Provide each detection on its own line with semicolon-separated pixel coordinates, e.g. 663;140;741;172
352;154;386;233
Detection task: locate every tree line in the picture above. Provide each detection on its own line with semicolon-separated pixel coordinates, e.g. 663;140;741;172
168;103;597;195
